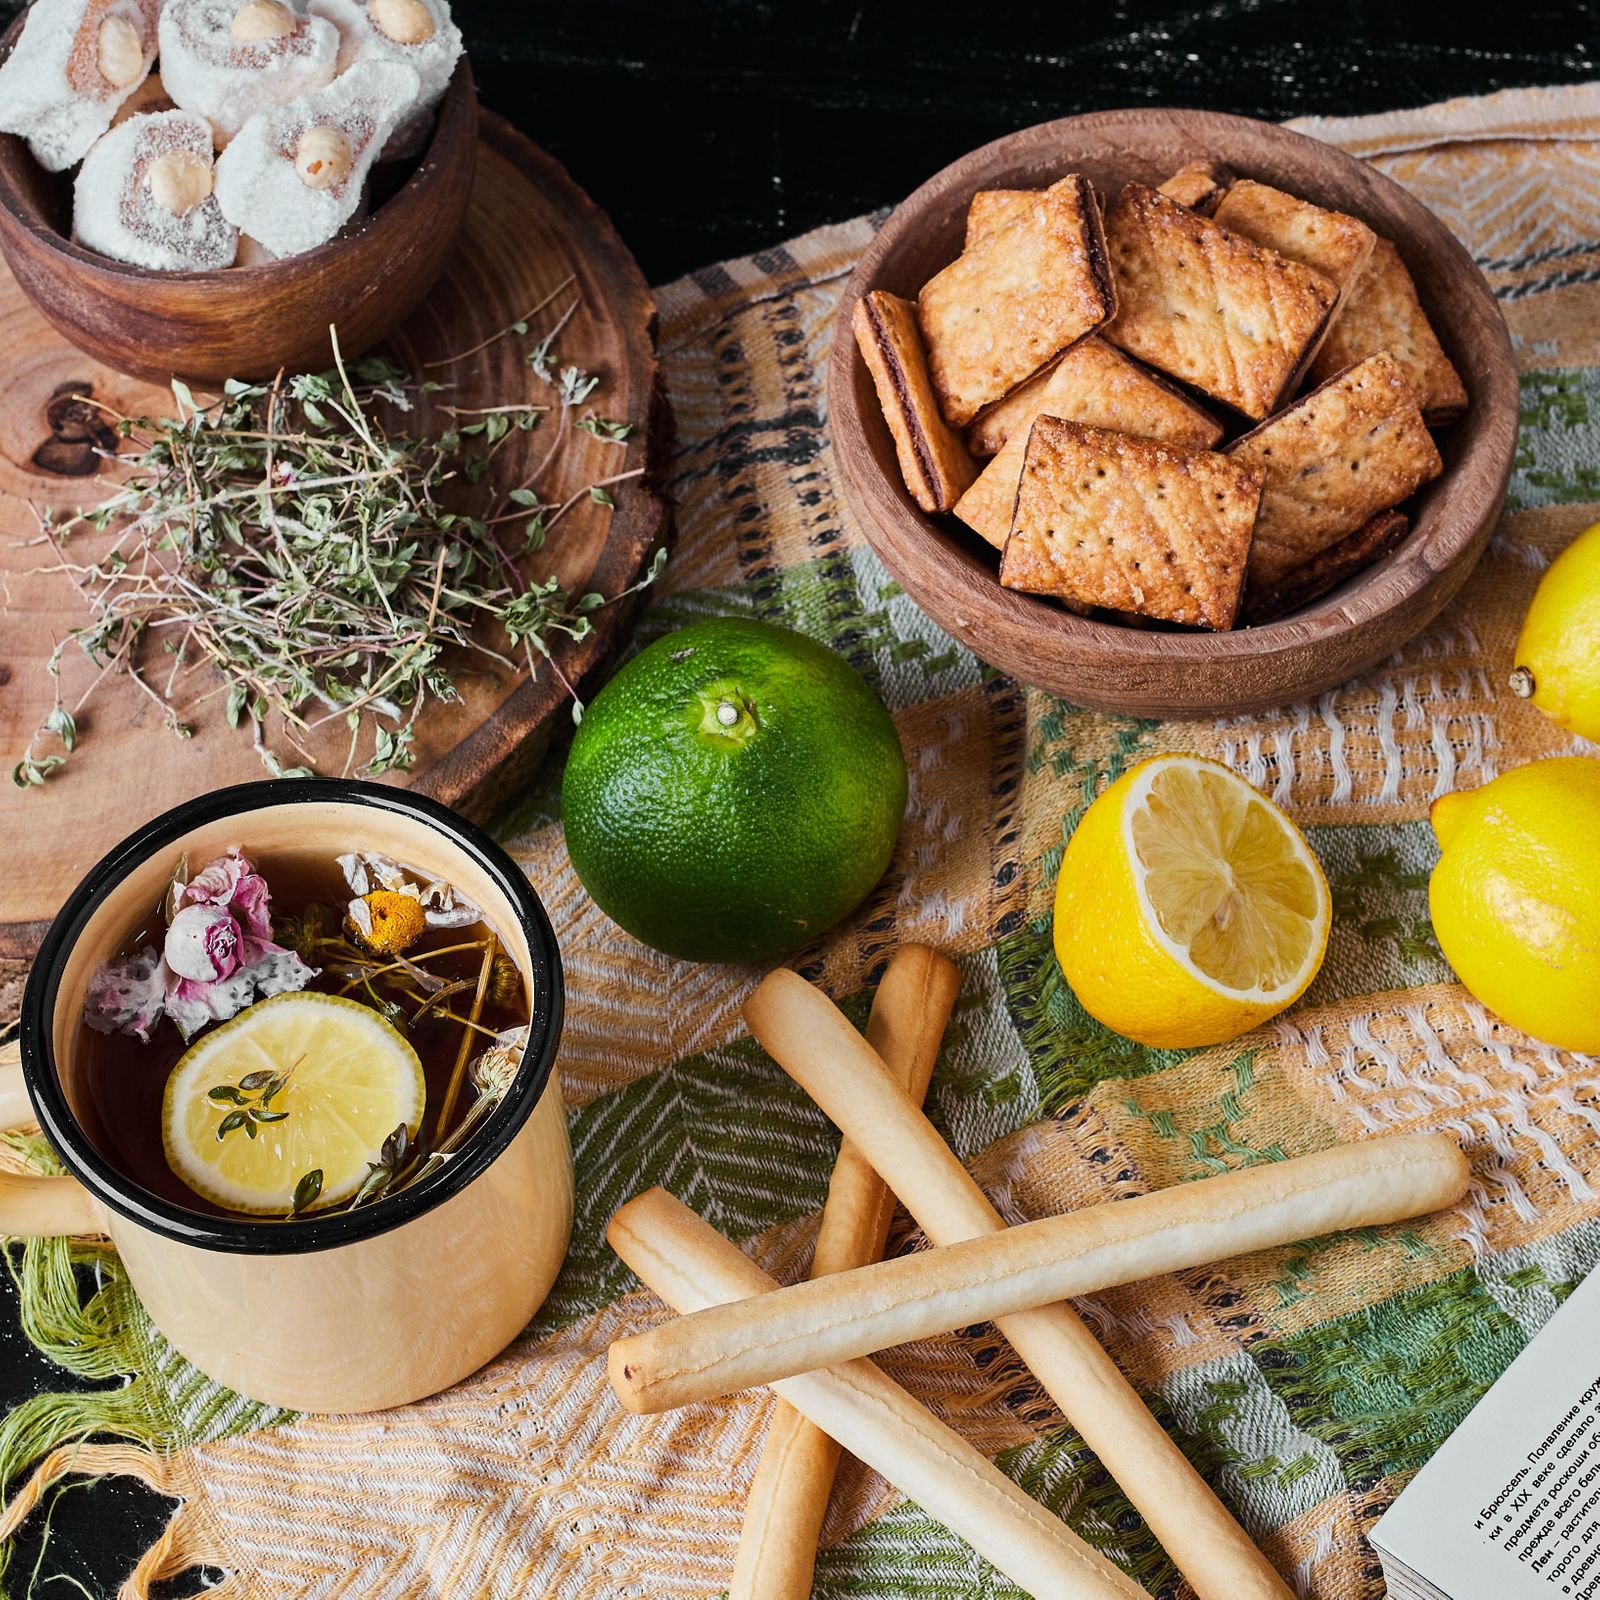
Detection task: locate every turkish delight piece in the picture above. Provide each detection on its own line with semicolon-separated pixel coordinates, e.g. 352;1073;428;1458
0;0;159;172
75;108;237;270
159;0;339;147
214;59;418;258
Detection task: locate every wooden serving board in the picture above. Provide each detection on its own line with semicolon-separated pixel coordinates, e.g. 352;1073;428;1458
0;113;670;959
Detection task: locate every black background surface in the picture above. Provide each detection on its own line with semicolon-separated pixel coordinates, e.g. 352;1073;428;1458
1;0;1597;1592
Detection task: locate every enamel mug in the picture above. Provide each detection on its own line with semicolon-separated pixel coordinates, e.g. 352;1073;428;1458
5;780;573;1414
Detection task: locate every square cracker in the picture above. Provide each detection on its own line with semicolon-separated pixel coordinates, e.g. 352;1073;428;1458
965;188;1041;248
852;290;976;513
965;362;1059;458
1211;179;1375;326
1102;182;1339;420
999;419;1263;630
1244;509;1409;623
1228;351;1442;588
918;174;1116;428
1305;237;1470;424
1158;161;1230;214
956;337;1224;547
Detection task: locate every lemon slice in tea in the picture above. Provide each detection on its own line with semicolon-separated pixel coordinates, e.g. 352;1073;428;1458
162;992;425;1215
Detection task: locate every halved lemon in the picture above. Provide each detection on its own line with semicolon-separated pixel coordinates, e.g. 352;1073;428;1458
1053;755;1331;1048
162;992;425;1215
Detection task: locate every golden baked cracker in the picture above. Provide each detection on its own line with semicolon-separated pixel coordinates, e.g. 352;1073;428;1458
1244;509;1410;623
999;419;1263;630
965;188;1040;248
1102;182;1339;420
1228;352;1443;588
965;363;1057;458
955;337;1224;547
965;336;1222;458
852;290;977;514
1305;237;1470;425
1211;179;1375;325
1157;161;1230;214
918;174;1116;428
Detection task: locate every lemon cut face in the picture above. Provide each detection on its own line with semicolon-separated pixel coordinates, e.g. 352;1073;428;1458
1128;758;1328;1003
162;992;425;1215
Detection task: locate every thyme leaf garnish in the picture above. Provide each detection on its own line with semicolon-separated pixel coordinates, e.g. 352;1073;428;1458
210;1055;299;1142
290;1168;323;1216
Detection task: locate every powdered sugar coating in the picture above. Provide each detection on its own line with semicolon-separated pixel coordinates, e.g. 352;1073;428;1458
74;109;238;270
213;59;417;258
306;0;461;157
160;0;340;147
0;0;160;171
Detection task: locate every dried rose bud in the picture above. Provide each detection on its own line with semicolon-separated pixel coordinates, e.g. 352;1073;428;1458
165;903;246;983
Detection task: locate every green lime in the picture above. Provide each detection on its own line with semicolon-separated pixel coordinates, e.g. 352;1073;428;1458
561;617;907;963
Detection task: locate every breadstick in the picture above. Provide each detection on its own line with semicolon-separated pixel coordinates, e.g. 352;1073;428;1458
742;968;1298;1600
731;945;961;1600
610;1130;1467;1412
607;1188;1147;1600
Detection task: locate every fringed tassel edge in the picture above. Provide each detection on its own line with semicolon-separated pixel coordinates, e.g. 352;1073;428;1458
0;1441;244;1600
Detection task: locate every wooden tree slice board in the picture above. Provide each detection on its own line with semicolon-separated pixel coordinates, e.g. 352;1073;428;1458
0;113;670;958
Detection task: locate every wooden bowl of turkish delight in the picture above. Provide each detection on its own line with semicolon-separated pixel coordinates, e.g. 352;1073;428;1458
0;0;477;384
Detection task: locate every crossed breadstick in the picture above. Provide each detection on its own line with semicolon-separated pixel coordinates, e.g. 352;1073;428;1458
605;947;1470;1600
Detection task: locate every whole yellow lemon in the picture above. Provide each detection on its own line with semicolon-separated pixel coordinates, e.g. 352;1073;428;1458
1510;520;1600;743
1429;757;1600;1053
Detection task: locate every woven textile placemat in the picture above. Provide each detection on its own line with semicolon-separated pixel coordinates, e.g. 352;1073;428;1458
3;81;1600;1600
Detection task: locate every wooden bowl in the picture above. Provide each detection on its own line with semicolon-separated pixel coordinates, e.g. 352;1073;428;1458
828;108;1518;719
0;14;478;386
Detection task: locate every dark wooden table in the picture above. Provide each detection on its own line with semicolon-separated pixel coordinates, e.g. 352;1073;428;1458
1;0;1596;1591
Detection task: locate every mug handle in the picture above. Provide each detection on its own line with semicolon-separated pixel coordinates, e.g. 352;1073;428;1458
0;1039;101;1237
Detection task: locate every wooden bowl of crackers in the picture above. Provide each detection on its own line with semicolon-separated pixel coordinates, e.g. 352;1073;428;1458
828;107;1517;718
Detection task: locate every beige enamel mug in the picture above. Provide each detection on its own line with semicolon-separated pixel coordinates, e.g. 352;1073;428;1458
6;779;573;1414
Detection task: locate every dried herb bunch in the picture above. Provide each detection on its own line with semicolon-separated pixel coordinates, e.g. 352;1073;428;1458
15;303;663;788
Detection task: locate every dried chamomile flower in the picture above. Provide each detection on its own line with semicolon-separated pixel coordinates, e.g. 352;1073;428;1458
338;850;481;954
349;889;428;955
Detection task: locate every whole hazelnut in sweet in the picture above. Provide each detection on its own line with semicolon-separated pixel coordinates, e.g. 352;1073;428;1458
231;0;297;40
96;15;146;89
146;150;214;216
294;124;353;191
367;0;435;46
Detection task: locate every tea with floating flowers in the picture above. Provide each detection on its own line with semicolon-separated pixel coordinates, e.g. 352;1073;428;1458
76;843;531;1219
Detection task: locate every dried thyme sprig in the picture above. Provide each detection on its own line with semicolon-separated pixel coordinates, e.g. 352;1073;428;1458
210;1058;299;1142
14;318;662;787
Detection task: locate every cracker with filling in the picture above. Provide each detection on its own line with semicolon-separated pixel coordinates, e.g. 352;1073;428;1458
1102;182;1339;420
852;290;977;513
918;174;1116;427
999;419;1263;630
1304;237;1469;424
1211;179;1375;340
1157;160;1231;214
956;337;1223;547
1244;509;1410;623
1228;352;1442;588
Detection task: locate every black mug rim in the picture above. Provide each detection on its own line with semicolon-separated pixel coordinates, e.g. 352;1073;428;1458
19;779;564;1256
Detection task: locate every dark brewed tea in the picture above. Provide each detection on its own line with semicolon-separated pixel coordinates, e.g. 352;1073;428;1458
76;845;530;1220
